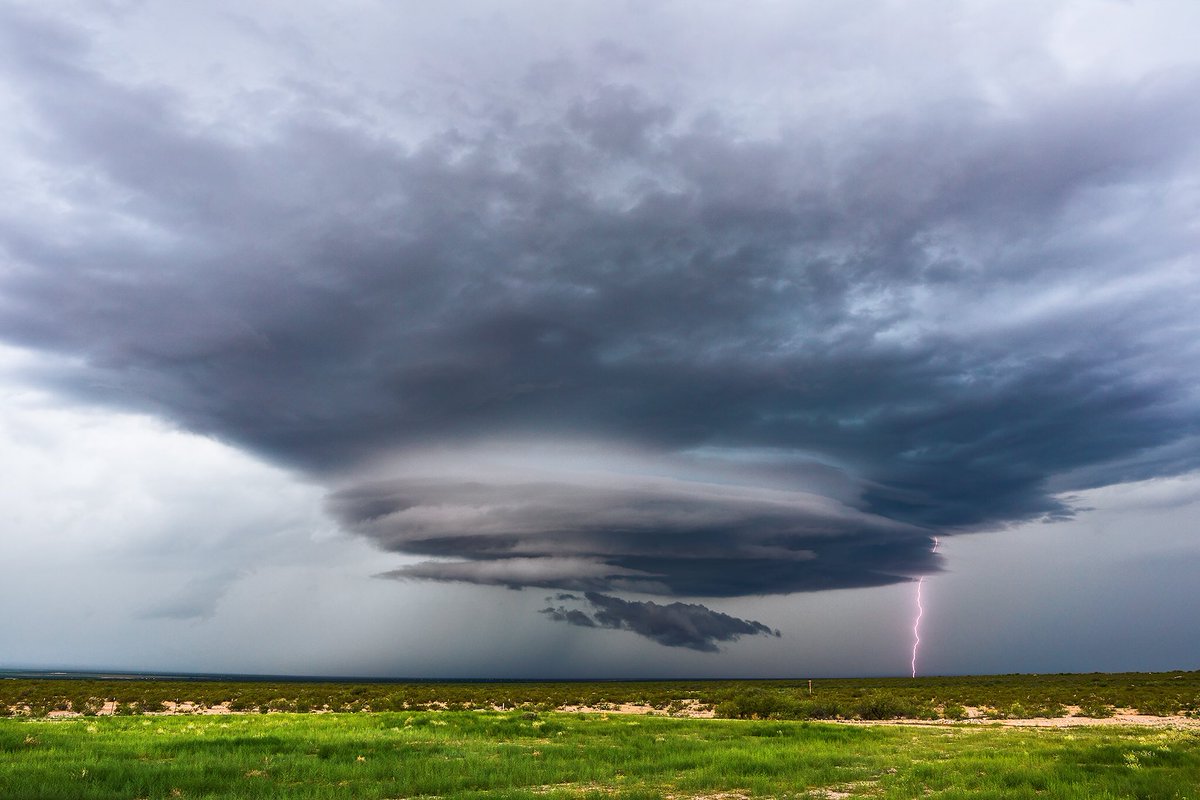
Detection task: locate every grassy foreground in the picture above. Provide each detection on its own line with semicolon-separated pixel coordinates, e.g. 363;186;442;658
2;711;1198;799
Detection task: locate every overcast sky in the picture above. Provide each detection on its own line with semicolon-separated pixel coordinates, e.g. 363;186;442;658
1;0;1198;677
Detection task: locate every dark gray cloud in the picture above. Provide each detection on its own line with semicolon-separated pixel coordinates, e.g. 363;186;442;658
1;3;1198;649
341;476;934;598
539;605;596;629
542;592;780;652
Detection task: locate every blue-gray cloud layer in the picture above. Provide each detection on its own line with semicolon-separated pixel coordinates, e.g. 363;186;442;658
542;593;780;652
1;2;1197;649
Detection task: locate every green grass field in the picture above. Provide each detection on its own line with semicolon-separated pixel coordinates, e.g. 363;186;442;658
2;711;1198;799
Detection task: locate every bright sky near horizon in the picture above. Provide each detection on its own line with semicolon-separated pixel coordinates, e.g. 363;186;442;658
1;0;1198;677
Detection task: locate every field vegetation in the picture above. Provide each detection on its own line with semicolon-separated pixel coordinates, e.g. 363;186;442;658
3;709;1199;799
3;671;1198;721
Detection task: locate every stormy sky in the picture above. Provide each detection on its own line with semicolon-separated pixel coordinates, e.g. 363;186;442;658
1;0;1199;673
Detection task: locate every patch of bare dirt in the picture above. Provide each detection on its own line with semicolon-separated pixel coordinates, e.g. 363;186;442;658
826;709;1200;729
994;710;1200;729
557;700;715;718
9;699;1197;727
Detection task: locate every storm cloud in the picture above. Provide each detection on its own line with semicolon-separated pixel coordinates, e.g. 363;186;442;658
543;593;780;653
337;475;933;598
1;2;1197;649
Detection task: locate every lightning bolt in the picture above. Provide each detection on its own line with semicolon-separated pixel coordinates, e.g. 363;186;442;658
910;537;939;679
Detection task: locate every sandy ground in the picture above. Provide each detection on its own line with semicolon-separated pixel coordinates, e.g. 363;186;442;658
557;702;1200;728
830;705;1200;729
990;711;1200;729
38;700;235;718
13;700;1199;728
556;701;715;718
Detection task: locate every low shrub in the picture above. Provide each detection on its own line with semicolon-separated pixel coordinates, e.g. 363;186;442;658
1136;698;1180;716
81;698;106;716
1033;702;1067;718
941;703;967;721
714;689;796;719
1077;698;1115;718
794;699;842;720
853;692;911;720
